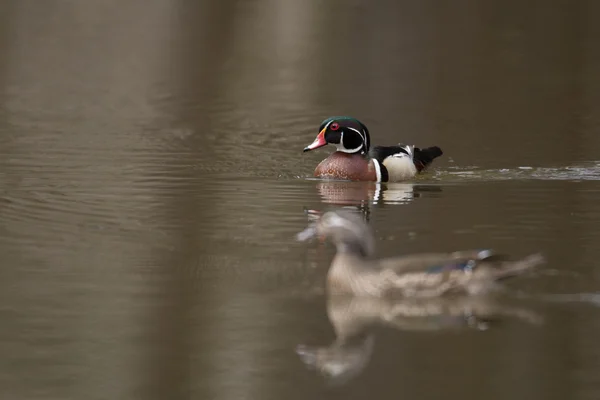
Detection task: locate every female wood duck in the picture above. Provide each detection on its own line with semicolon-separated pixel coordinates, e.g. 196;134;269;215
303;116;443;182
297;210;545;298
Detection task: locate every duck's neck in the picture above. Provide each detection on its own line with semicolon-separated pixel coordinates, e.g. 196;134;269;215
334;145;366;155
328;251;379;297
331;151;366;159
335;242;370;258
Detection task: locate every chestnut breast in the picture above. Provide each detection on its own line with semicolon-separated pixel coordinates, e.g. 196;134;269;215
313;152;377;181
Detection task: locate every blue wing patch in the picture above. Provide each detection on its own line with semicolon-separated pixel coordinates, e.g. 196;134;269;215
427;261;476;274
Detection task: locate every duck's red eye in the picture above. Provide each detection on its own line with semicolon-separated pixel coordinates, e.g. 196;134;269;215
330;122;339;131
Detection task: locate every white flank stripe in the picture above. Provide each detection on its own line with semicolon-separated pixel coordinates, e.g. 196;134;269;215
372;158;382;182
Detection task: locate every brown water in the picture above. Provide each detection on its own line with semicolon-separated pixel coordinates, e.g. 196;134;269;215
1;1;600;399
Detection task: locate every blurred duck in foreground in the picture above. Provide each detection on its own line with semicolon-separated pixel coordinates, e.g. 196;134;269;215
296;209;545;298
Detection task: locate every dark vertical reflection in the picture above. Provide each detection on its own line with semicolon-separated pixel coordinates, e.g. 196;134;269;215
166;1;243;399
170;2;321;398
581;1;600;156
0;0;16;183
0;1;192;399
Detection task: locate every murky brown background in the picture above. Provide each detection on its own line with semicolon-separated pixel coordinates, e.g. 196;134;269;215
1;1;600;399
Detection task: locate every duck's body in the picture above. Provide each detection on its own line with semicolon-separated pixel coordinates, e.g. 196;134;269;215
327;250;543;298
303;116;443;182
297;210;544;298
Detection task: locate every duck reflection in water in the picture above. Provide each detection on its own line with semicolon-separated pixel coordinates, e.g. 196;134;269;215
305;180;443;224
296;294;542;386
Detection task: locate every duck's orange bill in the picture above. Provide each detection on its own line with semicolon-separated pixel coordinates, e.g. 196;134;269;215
303;128;327;152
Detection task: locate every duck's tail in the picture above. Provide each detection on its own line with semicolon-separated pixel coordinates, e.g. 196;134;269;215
414;146;443;172
492;253;545;281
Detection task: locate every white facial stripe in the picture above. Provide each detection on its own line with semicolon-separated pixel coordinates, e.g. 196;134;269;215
336;132;363;153
347;127;366;146
336;144;363;153
347;127;364;140
335;127;366;153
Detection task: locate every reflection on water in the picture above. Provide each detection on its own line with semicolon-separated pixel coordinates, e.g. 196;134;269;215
306;181;444;224
314;180;443;206
0;0;600;400
297;294;542;386
437;162;600;182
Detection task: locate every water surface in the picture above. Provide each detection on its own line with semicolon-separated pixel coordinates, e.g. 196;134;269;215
1;1;600;399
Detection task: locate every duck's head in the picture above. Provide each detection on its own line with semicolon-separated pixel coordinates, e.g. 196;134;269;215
296;335;374;386
303;116;371;155
297;209;375;257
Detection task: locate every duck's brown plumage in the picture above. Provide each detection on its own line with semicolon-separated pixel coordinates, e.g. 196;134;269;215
313;153;378;181
297;210;545;298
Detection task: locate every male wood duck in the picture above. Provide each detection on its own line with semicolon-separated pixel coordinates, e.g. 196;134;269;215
303;116;443;182
297;210;545;298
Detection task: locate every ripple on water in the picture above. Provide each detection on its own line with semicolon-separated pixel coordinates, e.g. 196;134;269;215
434;162;600;182
0;143;205;259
